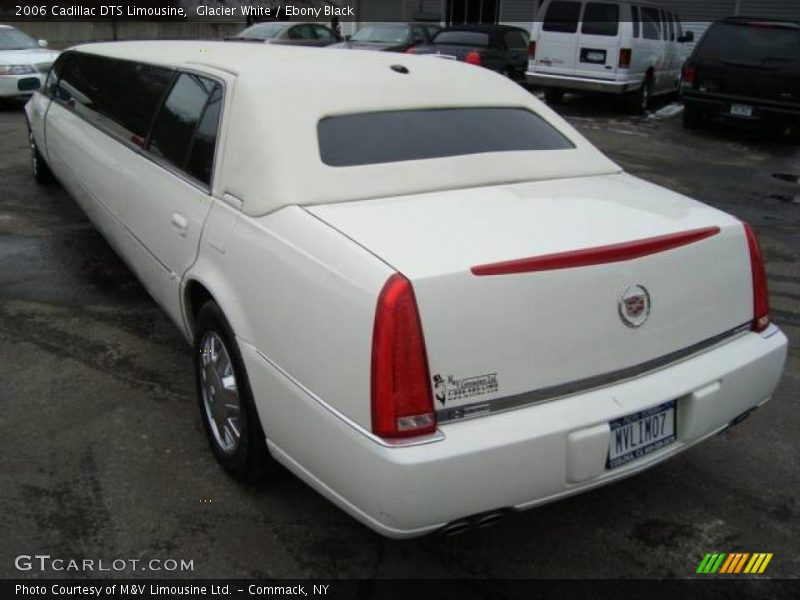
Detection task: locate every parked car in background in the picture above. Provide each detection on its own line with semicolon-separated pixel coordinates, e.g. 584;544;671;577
682;17;800;137
527;0;693;113
234;21;339;47
408;25;530;81
330;22;438;52
26;42;787;539
0;25;59;102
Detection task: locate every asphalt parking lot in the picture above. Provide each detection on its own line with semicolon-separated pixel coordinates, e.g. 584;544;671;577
1;93;798;581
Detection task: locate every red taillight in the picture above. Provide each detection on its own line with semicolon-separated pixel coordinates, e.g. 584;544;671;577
682;64;696;85
465;50;482;66
528;41;536;59
743;223;770;333
371;273;436;438
618;48;632;69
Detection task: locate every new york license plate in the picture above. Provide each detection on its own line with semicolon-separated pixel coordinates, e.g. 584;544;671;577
607;400;676;469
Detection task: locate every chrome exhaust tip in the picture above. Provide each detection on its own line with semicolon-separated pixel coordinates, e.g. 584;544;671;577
475;511;507;529
441;520;471;537
440;509;511;536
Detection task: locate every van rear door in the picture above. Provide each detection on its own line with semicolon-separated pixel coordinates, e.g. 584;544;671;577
573;1;622;80
535;0;584;76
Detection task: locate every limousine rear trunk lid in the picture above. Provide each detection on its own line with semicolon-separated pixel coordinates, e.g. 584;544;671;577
306;173;754;421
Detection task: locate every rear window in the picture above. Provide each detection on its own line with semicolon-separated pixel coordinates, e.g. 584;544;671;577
504;30;529;49
434;31;490;46
318;108;574;167
542;1;582;34
697;23;800;63
581;3;620;37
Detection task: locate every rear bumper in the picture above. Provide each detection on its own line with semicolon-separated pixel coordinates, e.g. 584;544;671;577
0;73;44;99
684;92;800;122
526;71;641;95
242;325;787;539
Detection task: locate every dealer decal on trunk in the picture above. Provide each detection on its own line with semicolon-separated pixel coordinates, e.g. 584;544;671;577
433;373;499;406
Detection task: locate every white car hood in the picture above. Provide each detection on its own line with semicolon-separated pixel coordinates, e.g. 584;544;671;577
0;48;59;66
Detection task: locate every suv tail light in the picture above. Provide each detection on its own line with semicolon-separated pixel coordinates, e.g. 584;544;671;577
528;41;536;59
371;273;436;438
465;50;482;66
743;223;770;332
618;48;632;69
682;63;696;85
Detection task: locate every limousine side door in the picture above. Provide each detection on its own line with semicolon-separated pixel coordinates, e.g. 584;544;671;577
112;69;233;332
45;54;229;329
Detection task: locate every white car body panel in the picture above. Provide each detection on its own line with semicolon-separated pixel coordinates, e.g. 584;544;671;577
308;173;753;418
25;41;788;538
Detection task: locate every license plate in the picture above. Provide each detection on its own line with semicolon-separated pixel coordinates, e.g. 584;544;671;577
731;104;753;117
607;400;676;469
581;49;606;64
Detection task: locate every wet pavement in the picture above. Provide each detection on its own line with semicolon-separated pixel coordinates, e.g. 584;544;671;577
1;95;798;580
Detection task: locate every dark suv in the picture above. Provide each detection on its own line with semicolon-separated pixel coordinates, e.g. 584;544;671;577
682;18;800;135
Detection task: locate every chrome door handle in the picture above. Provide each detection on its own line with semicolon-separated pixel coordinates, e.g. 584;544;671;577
171;213;189;237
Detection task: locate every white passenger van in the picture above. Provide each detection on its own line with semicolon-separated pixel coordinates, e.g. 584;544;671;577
527;0;694;112
26;42;786;538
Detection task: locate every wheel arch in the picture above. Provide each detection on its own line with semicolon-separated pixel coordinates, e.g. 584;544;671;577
181;269;252;346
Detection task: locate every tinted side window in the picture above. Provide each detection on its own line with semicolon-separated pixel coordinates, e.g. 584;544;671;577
45;52;71;98
581;3;620;37
149;73;219;184
186;86;222;185
641;7;661;40
631;5;640;38
542;1;582;33
58;54;107;124
57;53;173;143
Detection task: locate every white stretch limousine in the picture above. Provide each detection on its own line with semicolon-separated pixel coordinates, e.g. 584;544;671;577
26;42;787;538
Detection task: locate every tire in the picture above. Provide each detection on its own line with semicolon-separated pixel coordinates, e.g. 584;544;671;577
682;104;703;130
29;127;55;185
194;300;277;483
625;76;652;115
544;88;564;105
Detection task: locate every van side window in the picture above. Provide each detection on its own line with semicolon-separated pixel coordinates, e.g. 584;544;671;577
149;73;221;186
631;6;640;38
667;12;675;41
641;7;661;40
675;15;684;39
542;1;582;33
57;53;173;144
581;3;620;37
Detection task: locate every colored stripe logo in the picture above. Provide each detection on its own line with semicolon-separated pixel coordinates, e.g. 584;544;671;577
696;553;773;574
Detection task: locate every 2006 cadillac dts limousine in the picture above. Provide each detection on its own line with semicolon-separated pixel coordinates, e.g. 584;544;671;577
26;42;787;538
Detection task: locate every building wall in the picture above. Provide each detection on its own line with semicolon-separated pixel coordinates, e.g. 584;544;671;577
738;0;800;20
403;0;446;21
498;0;541;31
